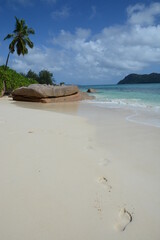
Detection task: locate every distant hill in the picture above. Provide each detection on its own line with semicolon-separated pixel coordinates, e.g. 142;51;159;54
118;73;160;84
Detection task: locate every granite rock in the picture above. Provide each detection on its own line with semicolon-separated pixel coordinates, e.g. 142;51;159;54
12;84;79;99
12;84;94;103
13;91;94;103
87;88;96;93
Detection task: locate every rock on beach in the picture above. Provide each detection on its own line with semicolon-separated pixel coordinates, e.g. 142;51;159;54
12;84;94;103
87;88;96;93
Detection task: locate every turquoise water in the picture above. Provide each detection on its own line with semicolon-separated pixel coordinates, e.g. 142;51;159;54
79;84;160;110
79;83;160;127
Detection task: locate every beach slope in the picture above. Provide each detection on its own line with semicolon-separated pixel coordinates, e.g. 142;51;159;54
0;98;160;240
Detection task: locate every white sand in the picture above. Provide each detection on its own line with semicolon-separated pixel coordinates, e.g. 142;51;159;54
0;98;160;240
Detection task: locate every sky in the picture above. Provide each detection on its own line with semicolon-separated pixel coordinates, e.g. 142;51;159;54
0;0;160;84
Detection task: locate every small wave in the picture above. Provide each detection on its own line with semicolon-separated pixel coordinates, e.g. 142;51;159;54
126;111;160;128
84;98;160;128
85;98;160;113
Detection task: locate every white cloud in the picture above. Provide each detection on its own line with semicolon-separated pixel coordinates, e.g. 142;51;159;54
9;3;160;84
11;46;63;73
127;3;145;16
52;28;91;49
127;2;160;25
51;6;70;19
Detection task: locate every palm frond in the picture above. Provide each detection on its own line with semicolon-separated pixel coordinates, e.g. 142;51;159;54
14;16;21;33
9;36;18;53
21;26;28;37
24;37;34;48
4;34;14;40
20;19;25;28
5;16;35;63
16;38;28;55
27;28;35;35
23;47;28;55
16;40;23;55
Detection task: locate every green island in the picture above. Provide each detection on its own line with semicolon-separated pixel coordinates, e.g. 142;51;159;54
118;73;160;84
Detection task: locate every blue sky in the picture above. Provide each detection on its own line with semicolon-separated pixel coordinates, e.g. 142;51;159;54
0;0;160;84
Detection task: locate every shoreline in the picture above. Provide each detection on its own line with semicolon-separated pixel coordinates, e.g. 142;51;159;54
13;96;160;128
0;97;160;240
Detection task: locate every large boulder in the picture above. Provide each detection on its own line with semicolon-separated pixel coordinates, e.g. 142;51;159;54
13;92;94;103
12;84;94;103
12;84;79;99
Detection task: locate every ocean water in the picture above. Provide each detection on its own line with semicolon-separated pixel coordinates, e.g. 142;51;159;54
79;84;160;127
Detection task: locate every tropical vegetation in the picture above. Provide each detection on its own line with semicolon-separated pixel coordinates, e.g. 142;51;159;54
0;17;35;96
26;70;39;81
26;69;55;85
0;17;56;97
0;66;37;96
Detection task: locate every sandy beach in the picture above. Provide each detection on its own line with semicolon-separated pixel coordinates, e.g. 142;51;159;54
0;97;160;240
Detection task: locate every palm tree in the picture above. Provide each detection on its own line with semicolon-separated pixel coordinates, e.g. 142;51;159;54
4;16;35;69
1;17;35;95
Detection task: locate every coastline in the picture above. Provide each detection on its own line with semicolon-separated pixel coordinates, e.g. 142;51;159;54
0;97;160;240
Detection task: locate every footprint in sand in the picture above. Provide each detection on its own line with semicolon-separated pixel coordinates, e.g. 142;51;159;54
97;176;112;192
94;196;102;214
114;208;132;231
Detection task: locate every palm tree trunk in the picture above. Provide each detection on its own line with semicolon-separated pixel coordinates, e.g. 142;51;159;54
5;51;11;70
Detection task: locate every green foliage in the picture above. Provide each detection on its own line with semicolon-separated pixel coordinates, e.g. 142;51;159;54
25;69;55;85
0;67;55;96
4;17;35;56
0;77;3;96
0;66;37;95
38;70;54;85
26;70;39;81
4;17;35;69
